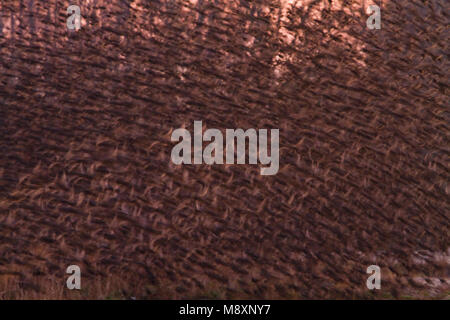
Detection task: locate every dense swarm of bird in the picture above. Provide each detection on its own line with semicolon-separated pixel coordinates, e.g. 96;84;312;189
0;0;448;299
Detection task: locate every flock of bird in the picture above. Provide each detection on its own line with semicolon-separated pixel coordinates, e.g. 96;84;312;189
0;0;448;299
